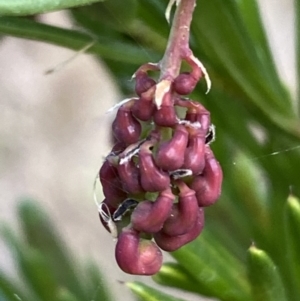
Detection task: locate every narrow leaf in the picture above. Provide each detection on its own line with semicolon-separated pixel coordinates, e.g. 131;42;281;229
0;272;32;301
296;0;300;111
247;245;287;301
152;262;212;297
17;200;87;300
0;17;159;64
83;262;113;301
55;288;80;301
127;281;187;301
172;230;251;301
0;0;105;16
283;194;300;299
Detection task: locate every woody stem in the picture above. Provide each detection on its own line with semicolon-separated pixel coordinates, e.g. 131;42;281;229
159;0;197;81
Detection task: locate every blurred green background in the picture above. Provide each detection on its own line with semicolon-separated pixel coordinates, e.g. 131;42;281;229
0;0;299;301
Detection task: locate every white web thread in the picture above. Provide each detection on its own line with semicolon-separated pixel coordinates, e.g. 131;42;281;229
230;145;300;167
93;172;118;239
44;41;96;75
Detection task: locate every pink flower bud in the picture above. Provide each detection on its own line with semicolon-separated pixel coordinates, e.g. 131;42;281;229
112;104;141;145
117;158;144;195
190;146;223;206
162;181;198;236
131;188;175;233
185;110;210;135
131;96;155;121
153;92;177;127
156;125;188;171
173;72;198;95
135;72;156;96
139;141;171;192
115;227;163;275
175;99;210;134
183;128;205;175
99;160;127;207
154;209;205;251
153;105;178;127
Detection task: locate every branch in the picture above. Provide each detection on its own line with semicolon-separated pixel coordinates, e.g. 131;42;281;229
160;0;196;81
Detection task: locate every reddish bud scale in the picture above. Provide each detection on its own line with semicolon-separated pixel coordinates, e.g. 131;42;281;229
131;188;175;233
112;104;141;145
156;124;189;171
162;181;199;236
139;141;170;192
115;227;163;275
154;209;205;252
190;146;223;206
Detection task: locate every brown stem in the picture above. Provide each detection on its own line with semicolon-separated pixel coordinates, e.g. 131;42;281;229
159;0;196;81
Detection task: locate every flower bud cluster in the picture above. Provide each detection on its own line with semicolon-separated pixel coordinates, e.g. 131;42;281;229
97;60;222;275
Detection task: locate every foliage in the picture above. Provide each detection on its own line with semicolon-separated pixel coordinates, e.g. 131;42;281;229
1;0;300;301
0;199;112;301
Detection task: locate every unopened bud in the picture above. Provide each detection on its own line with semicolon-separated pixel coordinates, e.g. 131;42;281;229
154;209;205;251
162;181;198;236
183;128;205;175
131;96;155;121
190;146;223;206
176;99;210;134
139;141;171;192
173;72;198;95
112;104;141;145
131;188;174;233
135;72;156;96
153;92;177;126
115;227;163;275
99;160;127;207
117;158;144;195
156;124;188;171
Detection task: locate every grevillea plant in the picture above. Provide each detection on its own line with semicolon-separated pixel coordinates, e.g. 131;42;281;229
1;1;300;301
97;0;223;275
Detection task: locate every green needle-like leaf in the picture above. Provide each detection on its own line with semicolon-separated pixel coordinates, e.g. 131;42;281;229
1;226;58;301
284;194;300;299
17;200;87;300
237;0;283;92
172;230;251;301
83;262;112;301
0;272;32;301
126;281;187;301
0;0;105;16
55;288;80;301
296;0;300;109
152;262;212;297
0;17;159;65
247;245;288;301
